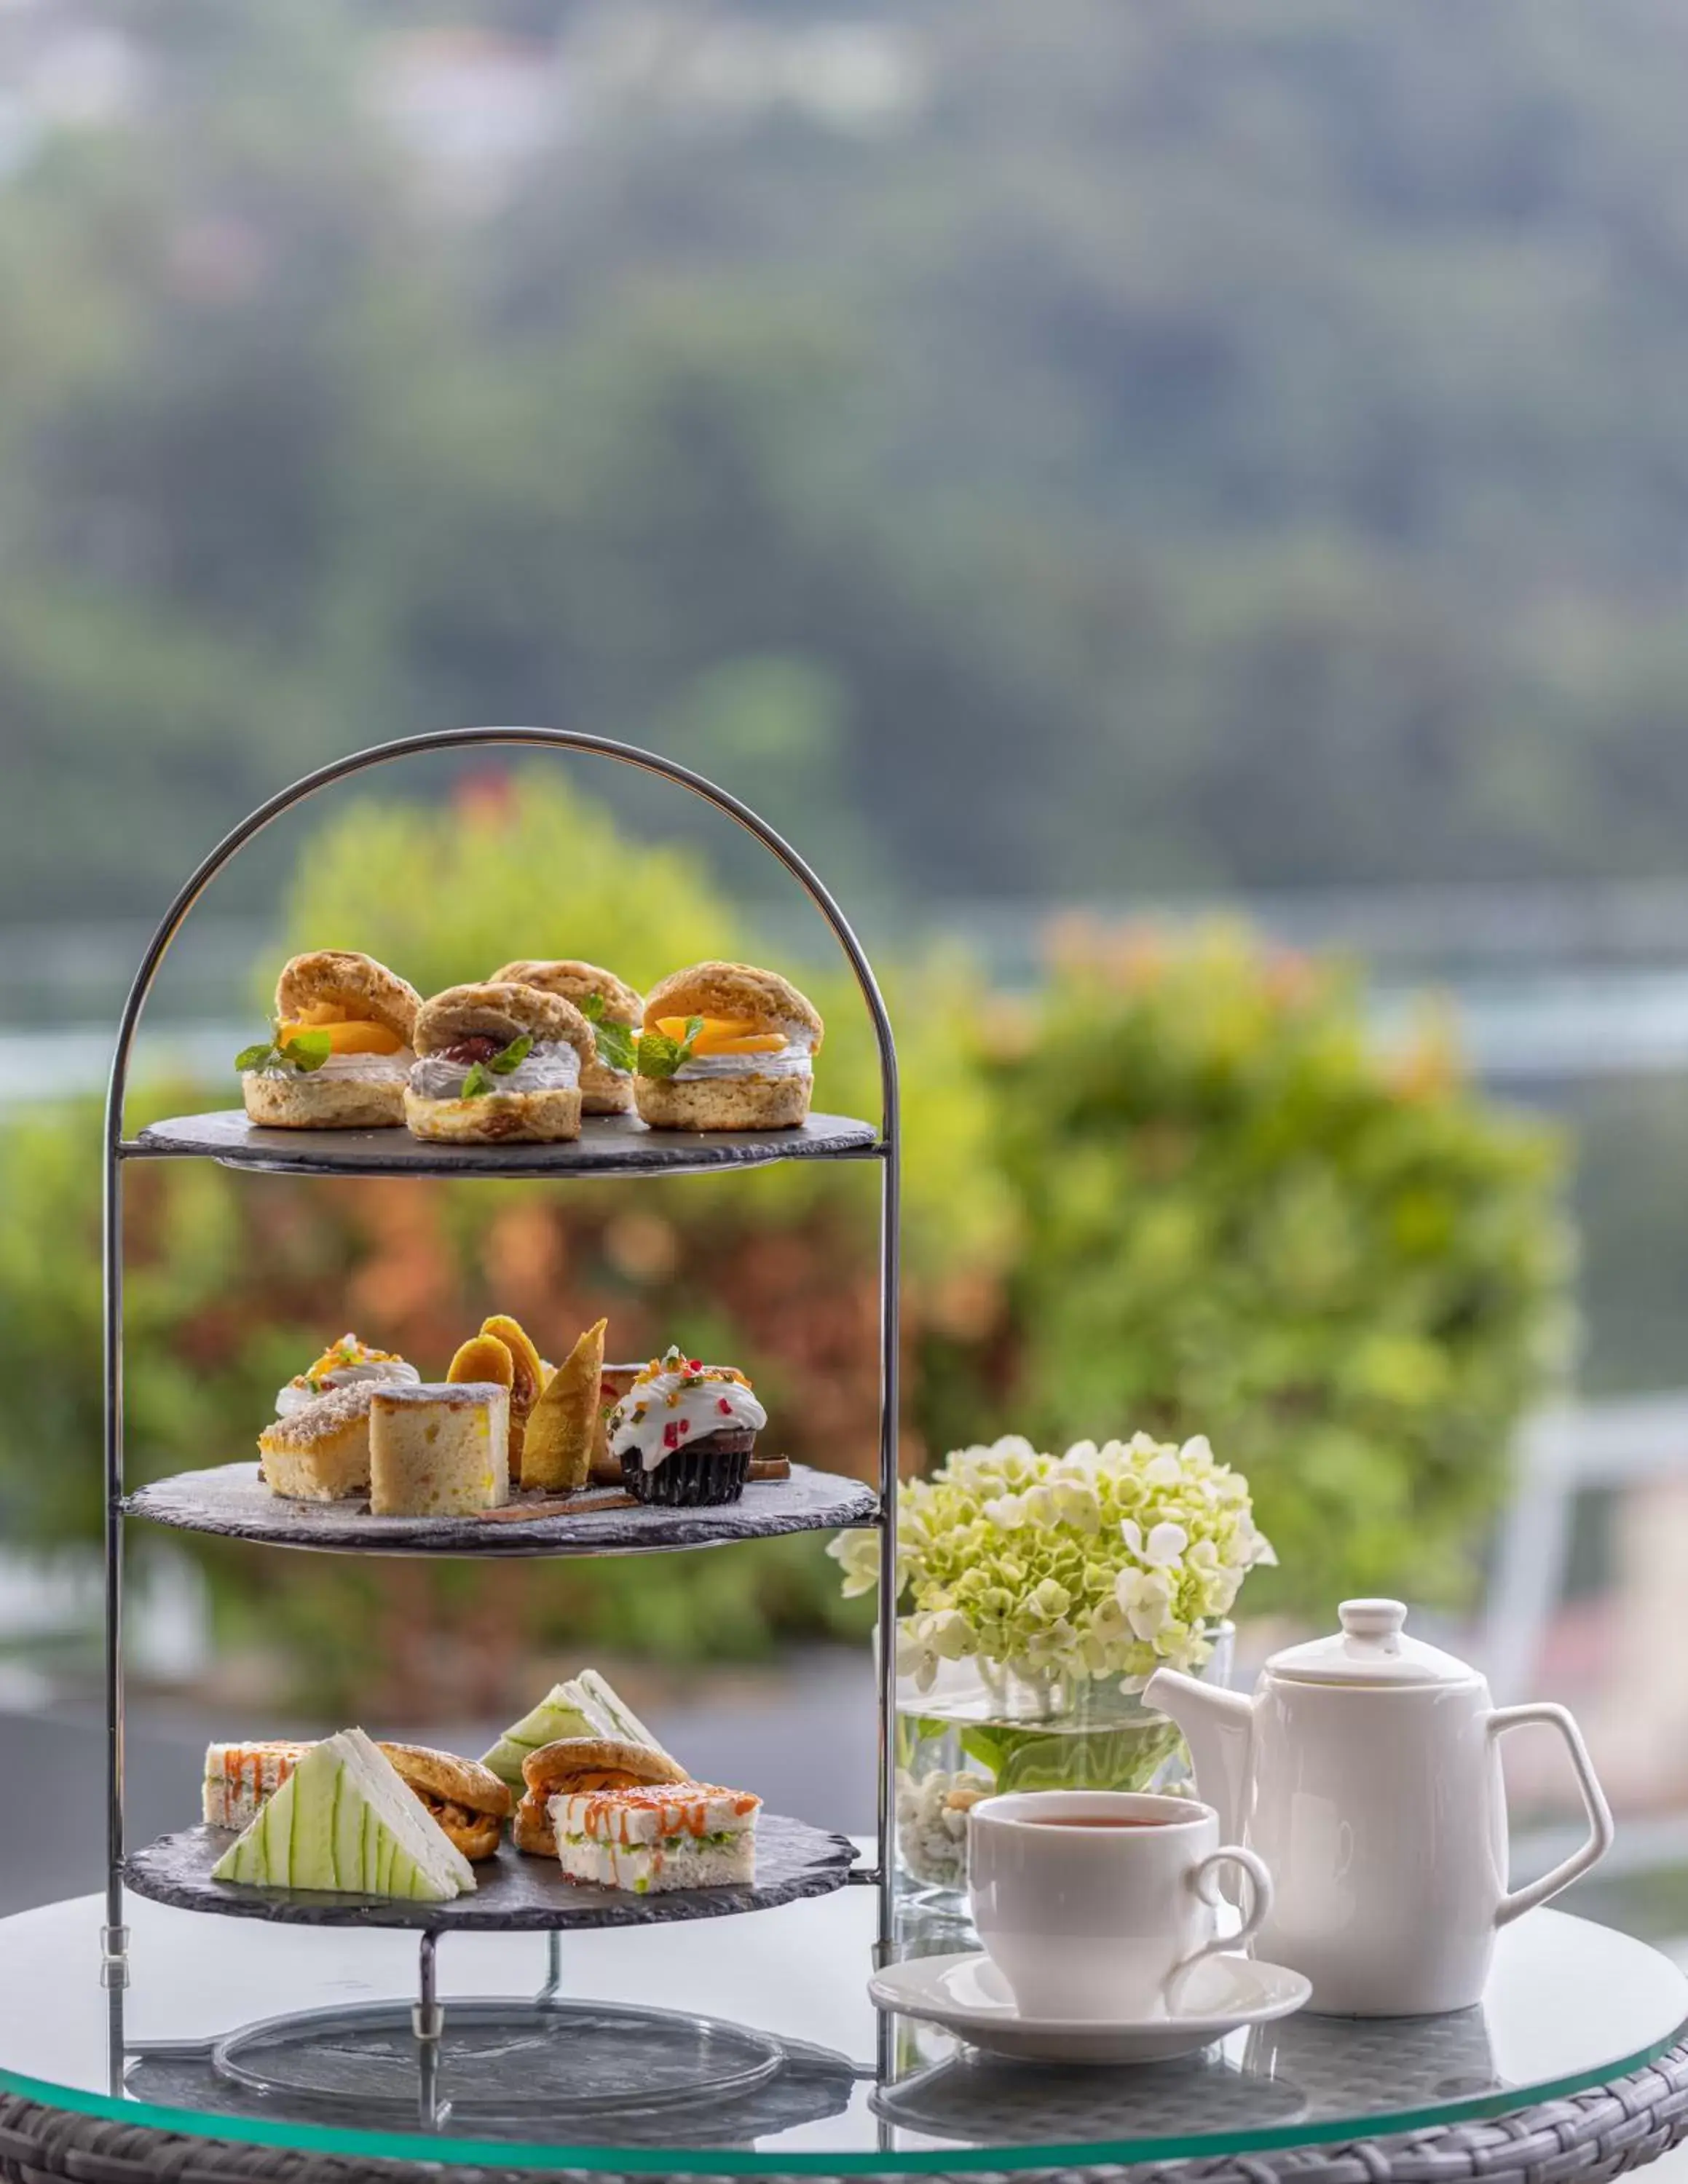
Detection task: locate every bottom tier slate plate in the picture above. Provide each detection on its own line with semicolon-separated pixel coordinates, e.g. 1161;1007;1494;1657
125;1814;859;1931
125;1460;877;1556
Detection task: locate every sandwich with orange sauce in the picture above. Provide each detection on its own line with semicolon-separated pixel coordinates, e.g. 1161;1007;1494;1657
633;962;821;1131
237;951;421;1129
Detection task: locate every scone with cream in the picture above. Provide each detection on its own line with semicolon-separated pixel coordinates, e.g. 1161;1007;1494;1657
490;962;643;1116
634;962;821;1131
237;951;421;1129
368;1382;510;1514
405;983;594;1144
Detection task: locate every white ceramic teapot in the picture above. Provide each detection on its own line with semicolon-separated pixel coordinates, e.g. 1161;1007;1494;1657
1144;1600;1614;2017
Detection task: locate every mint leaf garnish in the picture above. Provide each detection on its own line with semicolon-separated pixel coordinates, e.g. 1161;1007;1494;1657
461;1033;532;1098
489;1032;533;1076
635;1016;704;1080
282;1030;332;1072
583;1001;636;1074
237;1023;334;1076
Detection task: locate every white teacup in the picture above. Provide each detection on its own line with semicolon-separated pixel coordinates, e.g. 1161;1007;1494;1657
967;1789;1272;2022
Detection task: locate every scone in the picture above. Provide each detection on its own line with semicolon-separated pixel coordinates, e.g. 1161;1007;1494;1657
239;951;421;1129
368;1382;510;1514
489;961;643;1115
376;1744;513;1861
258;1382;377;1501
404;983;595;1144
634;962;821;1131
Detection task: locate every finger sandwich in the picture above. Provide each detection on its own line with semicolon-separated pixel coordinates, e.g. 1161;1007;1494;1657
549;1781;761;1894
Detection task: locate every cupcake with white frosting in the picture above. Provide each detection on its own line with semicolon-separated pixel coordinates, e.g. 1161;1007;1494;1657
607;1345;768;1506
633;962;821;1131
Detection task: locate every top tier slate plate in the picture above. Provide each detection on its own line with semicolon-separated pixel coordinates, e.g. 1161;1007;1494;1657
127;1108;881;1180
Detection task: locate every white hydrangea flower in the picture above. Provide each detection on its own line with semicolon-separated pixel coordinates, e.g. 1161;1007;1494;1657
867;1425;1272;1688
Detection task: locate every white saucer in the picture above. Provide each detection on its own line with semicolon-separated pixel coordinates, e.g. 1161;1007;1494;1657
868;1950;1312;2065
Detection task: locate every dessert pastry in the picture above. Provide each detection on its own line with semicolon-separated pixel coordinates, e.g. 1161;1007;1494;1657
449;1316;545;1484
202;1740;312;1828
482;1670;677;1792
490;961;643;1116
368;1382;510;1515
405;983;594;1145
480;1315;545;1479
274;1334;418;1420
210;1728;476;1901
258;1382;377;1501
522;1318;606;1492
513;1736;686;1858
376;1743;512;1861
550;1782;761;1894
634;962;821;1131
608;1346;767;1507
237;951;421;1130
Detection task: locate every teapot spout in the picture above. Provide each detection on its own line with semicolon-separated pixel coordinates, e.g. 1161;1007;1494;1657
1144;1668;1253;1843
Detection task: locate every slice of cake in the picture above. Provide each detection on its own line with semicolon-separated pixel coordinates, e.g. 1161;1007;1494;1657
481;1670;678;1792
368;1382;510;1516
258;1382;376;1501
210;1728;475;1900
548;1781;760;1895
203;1738;312;1827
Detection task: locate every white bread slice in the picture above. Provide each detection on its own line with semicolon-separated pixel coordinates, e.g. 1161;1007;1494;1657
202;1739;311;1828
210;1728;475;1899
548;1783;758;1894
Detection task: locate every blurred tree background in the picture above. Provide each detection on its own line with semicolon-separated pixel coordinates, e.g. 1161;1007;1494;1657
0;774;1569;1712
7;0;1688;919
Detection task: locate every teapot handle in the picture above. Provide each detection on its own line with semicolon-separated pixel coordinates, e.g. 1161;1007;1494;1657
1489;1702;1614;1927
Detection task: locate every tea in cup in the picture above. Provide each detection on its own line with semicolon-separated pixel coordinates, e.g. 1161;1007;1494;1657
967;1790;1271;2021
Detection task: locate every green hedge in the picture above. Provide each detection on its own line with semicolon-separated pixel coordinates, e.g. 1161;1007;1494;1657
0;779;1571;1702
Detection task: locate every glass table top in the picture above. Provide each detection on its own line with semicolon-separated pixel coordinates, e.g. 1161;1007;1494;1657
0;1888;1681;2173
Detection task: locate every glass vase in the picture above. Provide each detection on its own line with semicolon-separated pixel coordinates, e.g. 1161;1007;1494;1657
892;1623;1235;1912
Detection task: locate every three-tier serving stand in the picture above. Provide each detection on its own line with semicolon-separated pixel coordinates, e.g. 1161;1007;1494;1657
98;727;900;2114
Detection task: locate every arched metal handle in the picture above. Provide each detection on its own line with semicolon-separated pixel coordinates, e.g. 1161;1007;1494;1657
103;725;897;1152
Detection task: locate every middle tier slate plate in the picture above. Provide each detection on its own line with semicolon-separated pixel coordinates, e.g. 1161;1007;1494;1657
125;1813;859;1932
127;1461;879;1556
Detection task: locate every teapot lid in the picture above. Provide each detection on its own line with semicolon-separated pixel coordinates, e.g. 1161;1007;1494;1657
1266;1599;1480;1688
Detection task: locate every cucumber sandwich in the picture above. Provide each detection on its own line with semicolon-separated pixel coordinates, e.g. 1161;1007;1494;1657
481;1669;675;1791
210;1727;476;1901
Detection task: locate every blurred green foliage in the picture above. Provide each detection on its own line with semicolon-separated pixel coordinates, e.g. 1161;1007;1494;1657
9;1;1688;919
0;781;1571;1704
976;926;1575;1607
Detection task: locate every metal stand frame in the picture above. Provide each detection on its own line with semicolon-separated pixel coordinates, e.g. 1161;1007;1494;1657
101;727;900;2101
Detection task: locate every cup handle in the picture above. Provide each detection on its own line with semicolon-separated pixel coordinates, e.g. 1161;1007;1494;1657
1489;1702;1614;1926
1164;1845;1273;2009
